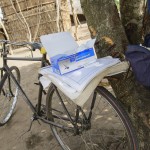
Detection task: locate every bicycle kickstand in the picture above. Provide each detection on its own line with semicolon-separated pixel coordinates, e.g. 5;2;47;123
18;114;41;138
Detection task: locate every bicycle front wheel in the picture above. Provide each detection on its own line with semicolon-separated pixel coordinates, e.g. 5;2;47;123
46;85;138;150
0;66;20;126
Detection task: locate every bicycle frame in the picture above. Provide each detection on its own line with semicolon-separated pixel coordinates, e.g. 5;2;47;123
1;42;47;115
0;42;92;134
0;41;139;150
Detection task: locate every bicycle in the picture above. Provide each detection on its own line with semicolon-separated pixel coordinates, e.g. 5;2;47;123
0;40;138;150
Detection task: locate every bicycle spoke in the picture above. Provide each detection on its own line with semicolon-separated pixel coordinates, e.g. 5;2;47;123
0;67;20;125
46;86;138;149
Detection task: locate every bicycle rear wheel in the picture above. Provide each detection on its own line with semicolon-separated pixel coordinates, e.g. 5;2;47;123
46;85;138;150
0;66;20;126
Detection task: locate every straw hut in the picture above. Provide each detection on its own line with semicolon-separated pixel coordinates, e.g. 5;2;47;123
0;0;71;42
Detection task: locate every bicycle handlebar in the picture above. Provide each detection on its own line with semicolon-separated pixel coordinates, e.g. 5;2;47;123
0;40;42;51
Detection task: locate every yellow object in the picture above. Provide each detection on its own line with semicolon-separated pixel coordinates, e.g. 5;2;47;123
40;47;46;54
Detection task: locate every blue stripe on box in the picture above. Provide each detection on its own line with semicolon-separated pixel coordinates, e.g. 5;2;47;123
76;48;95;61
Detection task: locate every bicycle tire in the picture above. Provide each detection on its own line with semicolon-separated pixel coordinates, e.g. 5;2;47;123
0;66;20;126
46;85;138;150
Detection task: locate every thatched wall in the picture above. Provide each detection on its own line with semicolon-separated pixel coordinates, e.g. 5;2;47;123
0;0;55;16
0;0;71;42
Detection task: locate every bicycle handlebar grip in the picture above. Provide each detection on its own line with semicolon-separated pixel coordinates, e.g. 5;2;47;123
31;42;46;54
31;42;42;51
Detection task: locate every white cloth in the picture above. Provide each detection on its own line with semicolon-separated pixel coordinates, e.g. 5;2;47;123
39;57;129;106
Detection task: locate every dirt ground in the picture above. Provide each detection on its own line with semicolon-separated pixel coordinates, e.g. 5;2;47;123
0;63;59;150
0;24;91;150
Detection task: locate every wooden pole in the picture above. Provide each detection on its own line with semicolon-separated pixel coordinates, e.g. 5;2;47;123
69;0;78;40
0;20;13;54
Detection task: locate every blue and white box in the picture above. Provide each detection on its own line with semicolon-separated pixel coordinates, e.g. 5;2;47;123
40;32;97;75
50;48;96;75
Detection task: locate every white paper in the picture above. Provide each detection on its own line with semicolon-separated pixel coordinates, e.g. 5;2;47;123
40;32;96;58
76;39;96;52
39;76;51;89
39;56;120;93
40;32;78;58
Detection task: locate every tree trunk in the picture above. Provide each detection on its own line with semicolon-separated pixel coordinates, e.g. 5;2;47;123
120;0;145;44
143;1;150;35
80;0;150;149
80;0;128;58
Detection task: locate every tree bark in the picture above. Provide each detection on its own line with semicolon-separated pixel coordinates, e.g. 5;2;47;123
143;1;150;36
80;0;128;58
120;0;145;44
80;0;150;149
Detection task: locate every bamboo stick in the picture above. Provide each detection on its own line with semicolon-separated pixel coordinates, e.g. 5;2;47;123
0;20;13;54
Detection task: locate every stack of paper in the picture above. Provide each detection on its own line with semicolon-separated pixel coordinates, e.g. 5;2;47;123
39;56;120;92
39;57;130;106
